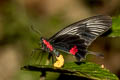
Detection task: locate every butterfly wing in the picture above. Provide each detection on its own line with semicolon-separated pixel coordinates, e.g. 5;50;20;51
49;15;112;61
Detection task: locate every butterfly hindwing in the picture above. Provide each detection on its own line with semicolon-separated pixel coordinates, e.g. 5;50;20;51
48;15;112;61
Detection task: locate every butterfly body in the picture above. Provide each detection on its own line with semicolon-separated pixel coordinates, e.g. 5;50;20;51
39;15;112;68
41;37;60;56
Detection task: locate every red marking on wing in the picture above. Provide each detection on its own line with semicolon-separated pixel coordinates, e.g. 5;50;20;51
43;39;53;51
69;45;78;55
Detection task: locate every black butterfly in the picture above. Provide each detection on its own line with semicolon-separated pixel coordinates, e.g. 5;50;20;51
35;15;112;67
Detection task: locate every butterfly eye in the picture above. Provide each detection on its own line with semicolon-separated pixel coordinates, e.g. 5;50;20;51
40;37;44;41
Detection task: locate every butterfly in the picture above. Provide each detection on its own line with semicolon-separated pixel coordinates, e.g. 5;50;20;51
34;15;112;68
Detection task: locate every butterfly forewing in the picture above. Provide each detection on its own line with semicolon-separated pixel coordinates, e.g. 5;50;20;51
48;15;112;60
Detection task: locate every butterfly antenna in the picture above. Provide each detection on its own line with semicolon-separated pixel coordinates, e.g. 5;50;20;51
31;25;42;36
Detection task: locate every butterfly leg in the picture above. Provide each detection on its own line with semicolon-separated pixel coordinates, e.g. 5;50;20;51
51;53;54;64
45;52;53;65
31;48;44;64
31;48;43;57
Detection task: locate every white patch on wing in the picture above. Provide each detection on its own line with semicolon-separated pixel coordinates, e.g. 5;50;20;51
90;32;99;35
57;26;79;36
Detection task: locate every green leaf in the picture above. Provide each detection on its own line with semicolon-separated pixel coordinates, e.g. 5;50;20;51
109;16;120;36
21;62;119;80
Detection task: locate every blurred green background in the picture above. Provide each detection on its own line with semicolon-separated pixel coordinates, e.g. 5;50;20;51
0;0;120;80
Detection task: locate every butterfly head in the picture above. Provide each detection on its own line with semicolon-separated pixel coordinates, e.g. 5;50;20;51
40;37;45;42
40;37;48;45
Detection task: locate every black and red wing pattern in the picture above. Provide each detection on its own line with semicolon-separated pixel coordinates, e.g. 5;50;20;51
48;15;112;61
